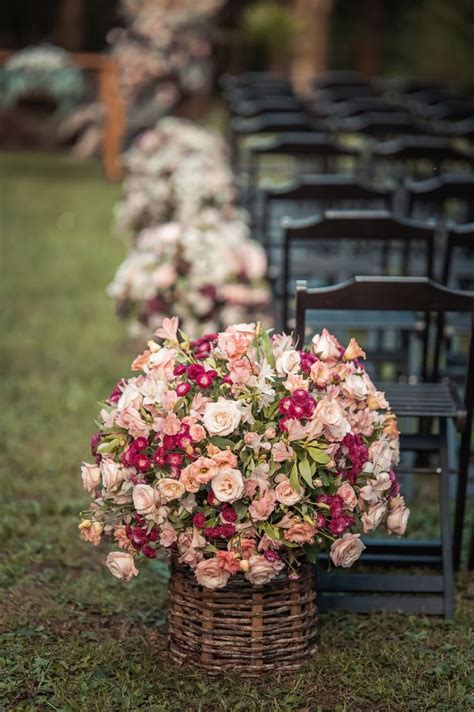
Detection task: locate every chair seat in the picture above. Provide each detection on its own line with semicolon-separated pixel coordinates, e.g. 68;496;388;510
379;381;459;419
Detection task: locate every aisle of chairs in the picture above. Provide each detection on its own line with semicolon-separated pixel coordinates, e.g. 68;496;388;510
221;70;474;617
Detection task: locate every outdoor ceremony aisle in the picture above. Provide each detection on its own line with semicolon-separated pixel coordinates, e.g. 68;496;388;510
1;153;473;710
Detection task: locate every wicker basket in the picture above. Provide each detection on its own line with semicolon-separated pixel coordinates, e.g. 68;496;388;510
167;558;317;675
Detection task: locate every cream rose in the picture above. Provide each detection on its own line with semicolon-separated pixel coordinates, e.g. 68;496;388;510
211;467;244;502
157;477;185;503
343;373;369;401
203;399;241;437
275;477;302;506
244;555;279;586
276;349;301;376
330;533;366;567
361;502;386;533
317;399;351;439
81;462;101;493
132;484;158;515
312;329;340;360
100;459;123;490
195;558;230;589
106;551;139;582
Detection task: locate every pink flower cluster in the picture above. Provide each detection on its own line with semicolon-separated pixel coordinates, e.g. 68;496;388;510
79;319;409;589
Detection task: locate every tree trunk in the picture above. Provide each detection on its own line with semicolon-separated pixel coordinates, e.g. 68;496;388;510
291;0;334;94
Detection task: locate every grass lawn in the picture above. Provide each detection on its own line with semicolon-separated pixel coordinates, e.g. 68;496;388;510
1;152;474;711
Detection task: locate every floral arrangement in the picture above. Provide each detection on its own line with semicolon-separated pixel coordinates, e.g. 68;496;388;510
114;119;235;234
108;209;270;337
1;44;86;114
109;0;224;132
80;319;409;589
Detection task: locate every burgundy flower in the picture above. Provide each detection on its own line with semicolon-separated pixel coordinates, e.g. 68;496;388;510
176;382;191;397
176;433;192;451
278;416;292;431
201;333;218;342
166;452;183;468
329;514;354;535
299;351;317;373
263;549;280;563
289;401;306;419
153;447;166;467
141;544;157;559
148;527;159;542
292;389;310;404
134;454;152;473
133;436;148;451
162;434;177;450
278;397;292;414
187;364;205;381
131;527;148;548
173;364;187;376
220;504;237;523
193;512;206;528
121;447;135;467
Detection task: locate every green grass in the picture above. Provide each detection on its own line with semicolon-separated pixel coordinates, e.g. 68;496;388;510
1;152;474;711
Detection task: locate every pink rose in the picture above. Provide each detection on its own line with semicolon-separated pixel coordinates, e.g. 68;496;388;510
229;358;253;386
106;551;139;581
217;324;255;360
81;462;101;493
244;555;279;585
178;529;206;566
189;424;206;442
216;550;241;574
161;413;182;435
132;484;158;515
386;500;410;536
275;476;302;506
310;361;332;388
329;533;365;567
337;482;358;511
284;520;316;544
272;441;294;462
248;488;276;521
211;467;244;502
195;558;230;589
179;465;201;493
159;522;178;547
361;502;386;533
79;520;103;546
316;398;351;440
343;373;369;401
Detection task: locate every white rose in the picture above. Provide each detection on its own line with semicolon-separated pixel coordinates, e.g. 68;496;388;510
276;349;301;376
343;373;369;401
100;459;124;490
157;477;185;503
81;462;101;493
203;399;242;437
244;555;279;585
312;329;340;360
369;440;393;474
106;551;139;582
132;484;158;515
211;467;244;502
330;533;366;567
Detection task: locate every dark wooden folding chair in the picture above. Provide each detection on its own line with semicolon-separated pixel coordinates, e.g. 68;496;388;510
282;211;436;377
259;176;391;284
335;112;430;141
366;136;474;186
404;175;474;224
328;97;409;119
230;96;306;119
313;71;373;91
295;276;474;616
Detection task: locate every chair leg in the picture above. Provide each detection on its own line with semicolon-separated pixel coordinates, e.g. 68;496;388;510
453;425;472;570
440;419;455;618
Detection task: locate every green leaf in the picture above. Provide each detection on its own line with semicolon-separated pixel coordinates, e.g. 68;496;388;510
304;543;319;564
260;328;276;367
308;448;331;464
97;438;121;454
299;458;315;488
209;436;235;450
289;461;300;491
261;522;281;540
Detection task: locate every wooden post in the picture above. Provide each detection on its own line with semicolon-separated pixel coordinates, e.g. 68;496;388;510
291;0;334;95
97;57;126;182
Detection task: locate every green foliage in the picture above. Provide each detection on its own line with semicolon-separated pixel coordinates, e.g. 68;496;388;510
1;153;474;710
242;2;300;58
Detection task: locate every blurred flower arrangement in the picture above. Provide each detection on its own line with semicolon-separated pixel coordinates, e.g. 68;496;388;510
114;119;235;234
108;210;269;337
111;118;270;337
80;320;409;589
110;0;225;132
1;44;86;115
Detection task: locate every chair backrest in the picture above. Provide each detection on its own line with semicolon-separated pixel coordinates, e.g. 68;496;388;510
336;112;428;139
367;136;474;184
282;210;436;332
405;175;474;223
442;223;474;289
295;276;474;390
313;71;372;91
232;112;316;137
329;97;407;119
231;96;306;118
260;175;392;253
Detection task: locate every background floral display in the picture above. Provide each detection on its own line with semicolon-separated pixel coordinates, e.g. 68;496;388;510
108;210;269;338
114;118;235;234
1;44;86;115
110;0;225;135
80;320;409;589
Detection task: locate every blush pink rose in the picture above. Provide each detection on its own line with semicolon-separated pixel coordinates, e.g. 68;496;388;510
179;464;201;493
284;520;316;544
81;462;101;493
211;467;244;502
248;488;276;521
159;522;178;547
272;441;294;462
244;555;279;585
312;329;341;361
275;476;302;506
229;358;253;386
361;502;386;533
276;349;301;376
386;501;410;536
329;533;365;567
157;477;185;503
217;325;255;360
106;551;139;581
337;482;358;511
132;484;158;515
195;558;230;589
100;459;124;491
203;399;242;437
189;424;206;442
